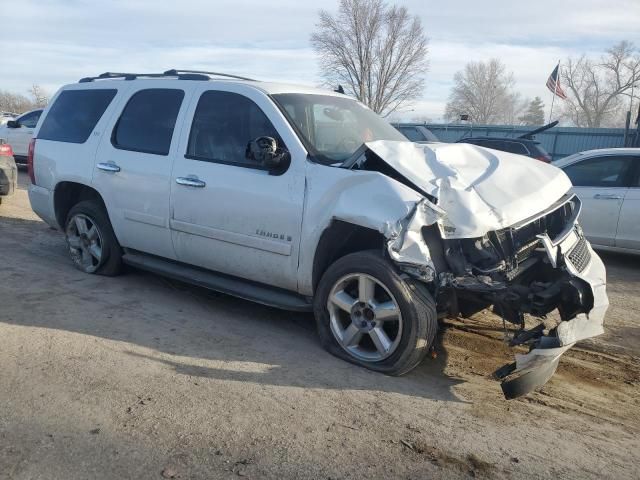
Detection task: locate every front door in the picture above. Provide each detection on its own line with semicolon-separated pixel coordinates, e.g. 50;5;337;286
170;86;306;291
563;154;634;246
93;85;189;259
615;156;640;250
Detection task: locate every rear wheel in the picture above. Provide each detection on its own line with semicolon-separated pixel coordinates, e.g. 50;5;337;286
65;200;122;276
314;250;437;375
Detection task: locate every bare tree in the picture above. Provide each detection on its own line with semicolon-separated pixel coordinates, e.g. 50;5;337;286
311;0;429;116
444;59;522;124
0;84;49;113
561;41;640;127
29;84;49;108
0;90;34;113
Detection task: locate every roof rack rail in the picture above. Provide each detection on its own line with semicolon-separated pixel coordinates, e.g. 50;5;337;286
79;69;254;83
163;69;255;81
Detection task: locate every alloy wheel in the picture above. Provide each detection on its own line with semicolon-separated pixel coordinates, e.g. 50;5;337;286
66;213;104;273
327;273;403;362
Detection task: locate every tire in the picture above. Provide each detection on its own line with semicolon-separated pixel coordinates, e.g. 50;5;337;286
64;200;123;276
314;250;437;376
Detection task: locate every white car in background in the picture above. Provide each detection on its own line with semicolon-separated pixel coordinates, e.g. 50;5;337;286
554;148;640;254
0;109;44;165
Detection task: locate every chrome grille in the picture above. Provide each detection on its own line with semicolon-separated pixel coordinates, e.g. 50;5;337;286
567;236;591;272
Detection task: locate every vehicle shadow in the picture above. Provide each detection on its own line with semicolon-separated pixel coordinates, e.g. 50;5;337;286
0;215;465;403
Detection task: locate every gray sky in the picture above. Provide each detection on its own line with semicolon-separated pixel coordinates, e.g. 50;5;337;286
1;0;638;120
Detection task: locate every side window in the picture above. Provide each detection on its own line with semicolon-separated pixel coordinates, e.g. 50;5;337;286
112;89;184;156
632;156;640;187
38;89;117;143
564;156;633;188
18;110;41;128
186;90;284;168
399;127;422;142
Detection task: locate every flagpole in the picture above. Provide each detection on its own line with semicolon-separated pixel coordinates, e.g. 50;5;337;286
548;60;560;124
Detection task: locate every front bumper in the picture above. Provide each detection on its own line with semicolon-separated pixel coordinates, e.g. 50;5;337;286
496;230;608;399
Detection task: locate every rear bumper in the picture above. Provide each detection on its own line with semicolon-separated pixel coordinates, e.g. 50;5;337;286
497;233;608;398
13;155;27;166
28;184;58;228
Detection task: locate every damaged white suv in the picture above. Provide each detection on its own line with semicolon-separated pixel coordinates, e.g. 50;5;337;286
28;70;608;398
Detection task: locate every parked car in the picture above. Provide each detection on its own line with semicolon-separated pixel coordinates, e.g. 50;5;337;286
0;109;44;165
28;70;608;398
554;148;640;254
457;136;552;162
394;124;440;143
0;141;17;204
456;121;557;162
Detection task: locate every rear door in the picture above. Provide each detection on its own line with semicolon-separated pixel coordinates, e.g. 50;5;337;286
169;85;306;291
615;156;640;251
562;155;634;246
93;85;189;259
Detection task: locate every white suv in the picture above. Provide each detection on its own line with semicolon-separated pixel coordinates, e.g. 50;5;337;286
28;70;608;398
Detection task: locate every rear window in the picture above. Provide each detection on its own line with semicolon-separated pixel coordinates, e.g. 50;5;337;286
530;143;550;158
112;89;184;155
501;141;529;155
38;89;117;144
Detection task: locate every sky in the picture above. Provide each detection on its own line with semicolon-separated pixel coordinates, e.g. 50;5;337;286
1;0;639;121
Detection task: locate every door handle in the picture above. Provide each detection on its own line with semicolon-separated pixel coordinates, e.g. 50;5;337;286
594;193;622;200
176;176;206;188
97;162;121;173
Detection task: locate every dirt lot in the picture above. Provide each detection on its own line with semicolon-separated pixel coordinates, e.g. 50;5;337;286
1;171;639;479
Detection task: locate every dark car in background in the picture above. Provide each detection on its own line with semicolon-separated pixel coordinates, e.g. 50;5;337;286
455;121;558;163
456;136;552;162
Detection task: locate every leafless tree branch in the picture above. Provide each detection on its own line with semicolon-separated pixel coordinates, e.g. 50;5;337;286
311;0;428;116
561;41;640;127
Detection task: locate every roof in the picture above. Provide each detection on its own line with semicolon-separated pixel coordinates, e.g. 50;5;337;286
458;136;541;145
553;147;640;167
70;69;342;97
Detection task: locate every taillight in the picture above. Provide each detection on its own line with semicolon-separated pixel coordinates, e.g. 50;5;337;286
27;138;37;184
0;143;13;157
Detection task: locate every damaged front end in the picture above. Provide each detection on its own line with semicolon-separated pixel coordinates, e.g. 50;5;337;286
386;193;608;399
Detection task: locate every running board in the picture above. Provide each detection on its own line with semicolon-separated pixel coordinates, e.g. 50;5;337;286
122;251;312;312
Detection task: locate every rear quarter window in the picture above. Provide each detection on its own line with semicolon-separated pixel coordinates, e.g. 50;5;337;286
38;89;117;143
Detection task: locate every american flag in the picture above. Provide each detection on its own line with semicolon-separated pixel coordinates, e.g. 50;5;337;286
546;64;567;99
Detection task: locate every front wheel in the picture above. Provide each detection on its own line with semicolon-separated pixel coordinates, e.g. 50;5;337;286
314;250;437;376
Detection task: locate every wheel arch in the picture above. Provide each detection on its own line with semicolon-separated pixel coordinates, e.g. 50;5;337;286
311;220;386;293
53;181;106;229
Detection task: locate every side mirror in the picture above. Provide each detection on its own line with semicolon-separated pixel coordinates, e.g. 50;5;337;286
246;136;290;174
6;120;19;129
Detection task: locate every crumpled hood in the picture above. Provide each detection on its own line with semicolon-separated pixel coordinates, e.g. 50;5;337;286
365;140;572;239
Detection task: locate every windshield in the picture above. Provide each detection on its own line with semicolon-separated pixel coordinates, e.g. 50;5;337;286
272;93;407;164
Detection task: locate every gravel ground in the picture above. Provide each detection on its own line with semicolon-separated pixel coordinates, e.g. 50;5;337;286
1;171;639;479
